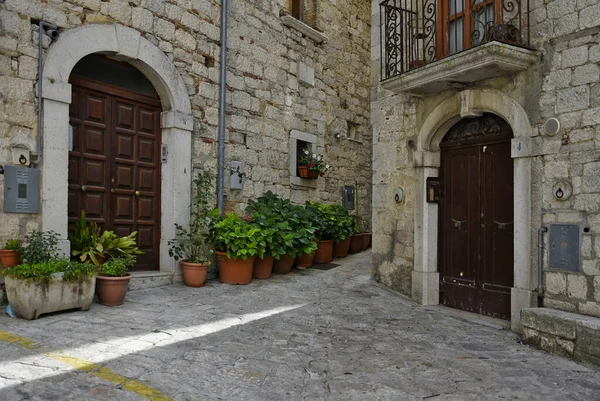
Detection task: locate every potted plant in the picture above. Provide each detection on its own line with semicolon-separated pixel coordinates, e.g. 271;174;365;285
330;205;354;258
349;216;363;254
96;256;135;306
246;192;317;274
306;202;337;264
168;170;214;287
3;255;97;320
298;150;330;179
210;211;267;285
0;239;22;270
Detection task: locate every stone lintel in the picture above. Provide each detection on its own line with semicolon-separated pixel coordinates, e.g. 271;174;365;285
382;42;538;95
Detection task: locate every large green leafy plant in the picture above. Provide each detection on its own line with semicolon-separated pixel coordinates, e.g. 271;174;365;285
305;202;353;242
246;191;317;258
168;170;215;264
69;210;142;266
209;212;267;260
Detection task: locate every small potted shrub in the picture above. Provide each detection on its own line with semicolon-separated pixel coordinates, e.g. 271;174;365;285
210;211;267;285
3;236;97;319
0;239;22;270
96;256;135;306
169;170;214;287
306;202;338;264
349;217;363;254
330;205;354;258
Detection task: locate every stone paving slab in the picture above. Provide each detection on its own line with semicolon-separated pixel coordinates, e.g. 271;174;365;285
0;251;599;401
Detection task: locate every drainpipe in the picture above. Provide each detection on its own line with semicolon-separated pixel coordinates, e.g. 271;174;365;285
216;0;229;215
537;227;548;307
32;21;59;167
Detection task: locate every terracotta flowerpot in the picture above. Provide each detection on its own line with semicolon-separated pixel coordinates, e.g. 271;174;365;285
361;233;371;251
273;254;295;274
216;251;254;285
349;234;363;254
333;237;351;258
298;166;318;179
296;250;316;269
0;250;21;270
181;260;209;287
96;273;132;306
254;256;274;279
315;240;334;264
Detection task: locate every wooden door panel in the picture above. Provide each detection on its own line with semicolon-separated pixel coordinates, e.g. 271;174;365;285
69;78;161;271
439;114;513;320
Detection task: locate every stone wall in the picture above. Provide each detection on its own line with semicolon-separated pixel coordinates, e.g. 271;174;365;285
370;0;600;319
0;1;372;244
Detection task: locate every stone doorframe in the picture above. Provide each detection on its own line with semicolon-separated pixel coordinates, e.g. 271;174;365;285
40;24;193;275
411;89;534;332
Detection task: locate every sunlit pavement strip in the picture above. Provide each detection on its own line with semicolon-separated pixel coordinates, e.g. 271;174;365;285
0;330;174;401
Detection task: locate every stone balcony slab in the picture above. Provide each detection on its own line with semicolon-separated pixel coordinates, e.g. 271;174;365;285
382;42;538;95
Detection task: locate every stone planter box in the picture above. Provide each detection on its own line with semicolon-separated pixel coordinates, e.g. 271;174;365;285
5;273;96;320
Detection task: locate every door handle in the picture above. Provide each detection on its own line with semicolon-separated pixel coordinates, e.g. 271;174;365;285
81;185;87;192
135;191;140;196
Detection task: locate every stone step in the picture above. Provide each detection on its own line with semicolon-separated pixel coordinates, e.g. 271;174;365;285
522;307;600;367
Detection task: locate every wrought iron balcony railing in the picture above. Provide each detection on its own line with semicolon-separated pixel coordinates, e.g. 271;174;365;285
380;0;530;81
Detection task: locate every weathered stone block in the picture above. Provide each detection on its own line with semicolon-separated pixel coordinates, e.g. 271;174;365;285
582;162;600;193
545;272;567;295
521;308;577;339
579;4;600;29
556;86;589;113
567;275;588;299
561;46;588;68
572;64;599;86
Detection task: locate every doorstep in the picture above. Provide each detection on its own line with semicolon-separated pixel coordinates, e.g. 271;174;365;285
128;271;183;291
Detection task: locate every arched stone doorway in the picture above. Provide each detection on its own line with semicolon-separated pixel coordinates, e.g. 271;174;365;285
411;89;534;331
40;24;193;275
438;114;514;320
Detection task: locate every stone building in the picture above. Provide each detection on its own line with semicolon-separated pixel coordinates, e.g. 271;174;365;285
371;0;600;340
0;0;372;289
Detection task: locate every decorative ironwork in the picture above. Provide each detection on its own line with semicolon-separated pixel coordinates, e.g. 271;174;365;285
380;0;530;81
441;113;512;145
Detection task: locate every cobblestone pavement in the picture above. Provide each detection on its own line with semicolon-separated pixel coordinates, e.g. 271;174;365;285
0;251;599;401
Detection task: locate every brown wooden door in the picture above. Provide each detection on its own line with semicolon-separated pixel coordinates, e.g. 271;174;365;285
68;78;161;271
438;114;513;319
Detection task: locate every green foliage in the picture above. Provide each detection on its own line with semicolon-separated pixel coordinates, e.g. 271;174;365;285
305;202;353;242
209;211;266;260
168;170;215;263
20;231;59;264
68;210;101;255
245;191;317;258
100;255;135;277
72;229;142;266
2;258;96;284
4;239;22;251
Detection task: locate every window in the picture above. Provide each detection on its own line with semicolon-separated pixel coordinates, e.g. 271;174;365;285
289;130;317;188
438;0;499;58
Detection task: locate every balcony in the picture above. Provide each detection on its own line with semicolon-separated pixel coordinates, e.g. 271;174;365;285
379;0;537;95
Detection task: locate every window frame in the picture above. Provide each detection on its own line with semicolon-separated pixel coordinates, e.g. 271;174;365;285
436;0;501;59
289;129;318;188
